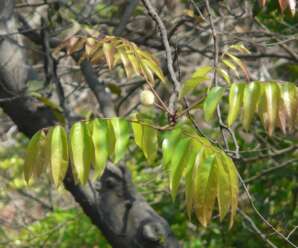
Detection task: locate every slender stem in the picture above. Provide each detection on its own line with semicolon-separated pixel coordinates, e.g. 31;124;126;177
141;0;181;115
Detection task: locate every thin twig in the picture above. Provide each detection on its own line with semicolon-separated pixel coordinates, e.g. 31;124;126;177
238;171;298;248
204;0;240;158
141;0;180;114
238;209;278;248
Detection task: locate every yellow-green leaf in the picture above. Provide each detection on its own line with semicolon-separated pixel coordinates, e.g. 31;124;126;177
221;153;239;228
90;119;109;179
194;152;217;227
162;128;182;170
185;141;201;218
118;48;134;78
215;157;231;222
242;82;261;130
204;86;225;122
225;53;249;80
230;43;250;54
132;122;158;164
179;76;209;99
192;66;213;78
169;138;191;200
49;126;69;187
142;58;165;83
69;122;93;184
265;82;280;136
217;68;231;85
280;82;297;131
24;130;46;183
110;118;130;163
227;83;245;127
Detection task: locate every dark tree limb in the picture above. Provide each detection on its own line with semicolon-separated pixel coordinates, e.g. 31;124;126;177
0;1;179;247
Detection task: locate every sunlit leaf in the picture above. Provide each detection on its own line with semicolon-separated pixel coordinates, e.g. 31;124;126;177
118;48;134;78
192;66;213;78
265;82;280;136
225;53;249;80
69;122;93;184
230;43;250;54
142;58;165;83
204;86;225;122
110;118;130;163
103;42;115;70
54;35;165;84
217;68;231;85
221;153;239;228
24;130;46;183
227;83;245;127
179;76;209;99
132;122;158;163
185;141;201;218
288;0;296;15
194;152;217;227
279;82;297;131
90;119;109;179
49;126;69;187
162;128;182;170
169;138;191;200
215;157;231;221
242;82;261;130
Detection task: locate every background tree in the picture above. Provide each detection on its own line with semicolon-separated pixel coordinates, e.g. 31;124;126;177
0;0;297;247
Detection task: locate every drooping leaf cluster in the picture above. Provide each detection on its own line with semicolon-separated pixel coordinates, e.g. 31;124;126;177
54;35;165;84
203;81;298;135
23;118;239;227
162;127;239;228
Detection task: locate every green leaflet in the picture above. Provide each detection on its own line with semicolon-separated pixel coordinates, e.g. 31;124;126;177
225;53;249;80
23;130;46;183
227;83;245;127
221;153;239;229
203;86;225;122
265;82;280;136
222;59;236;71
184;140;201;218
242;82;261;130
179;66;212;99
215;157;231;222
179;76;209;99
169;138;191;200
230;43;250;54
109;118;130;163
217;68;231;85
279;82;297;131
49;126;69;187
194;151;217;227
162;128;182;170
90;119;109;179
132;122;158;164
192;66;213;78
69;122;93;185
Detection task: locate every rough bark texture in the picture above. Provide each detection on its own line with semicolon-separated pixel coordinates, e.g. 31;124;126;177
0;1;179;247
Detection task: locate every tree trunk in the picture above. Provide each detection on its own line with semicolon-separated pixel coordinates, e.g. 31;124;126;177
0;1;179;247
